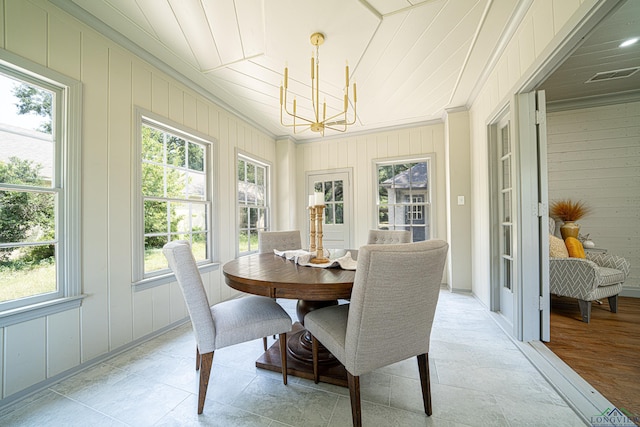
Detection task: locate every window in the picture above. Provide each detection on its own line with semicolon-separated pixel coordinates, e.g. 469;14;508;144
314;179;344;225
0;53;81;321
375;158;432;242
237;154;269;255
136;113;213;282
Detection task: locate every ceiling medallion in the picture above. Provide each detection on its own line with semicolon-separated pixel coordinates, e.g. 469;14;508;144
279;32;357;136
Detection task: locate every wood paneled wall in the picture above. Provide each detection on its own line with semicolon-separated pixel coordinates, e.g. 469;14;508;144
0;0;276;403
547;101;640;293
468;0;594;305
294;125;447;251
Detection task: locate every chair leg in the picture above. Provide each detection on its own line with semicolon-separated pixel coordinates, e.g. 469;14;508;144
263;336;268;351
578;299;591;323
347;372;362;427
197;351;214;414
311;335;319;384
608;295;618;313
279;333;288;385
417;353;432;416
196;347;200;371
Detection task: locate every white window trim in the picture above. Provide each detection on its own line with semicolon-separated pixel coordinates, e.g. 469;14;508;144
372;155;435;241
0;49;83;327
236;149;271;257
131;108;218;291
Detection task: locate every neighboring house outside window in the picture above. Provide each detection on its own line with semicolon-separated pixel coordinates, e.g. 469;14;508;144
237;154;269;255
375;159;432;242
0;57;81;321
135;112;213;283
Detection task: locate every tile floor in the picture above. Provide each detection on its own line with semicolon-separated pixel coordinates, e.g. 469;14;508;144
0;291;586;426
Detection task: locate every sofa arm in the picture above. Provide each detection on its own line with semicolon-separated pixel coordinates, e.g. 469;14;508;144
587;253;630;278
549;257;599;299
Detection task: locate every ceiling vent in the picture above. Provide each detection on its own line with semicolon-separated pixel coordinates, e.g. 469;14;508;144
586;67;640;83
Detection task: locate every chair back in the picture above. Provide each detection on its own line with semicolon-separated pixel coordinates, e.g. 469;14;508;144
258;230;302;253
163;240;216;354
367;229;412;244
345;240;448;375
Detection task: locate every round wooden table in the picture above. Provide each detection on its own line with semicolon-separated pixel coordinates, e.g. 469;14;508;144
223;252;356;386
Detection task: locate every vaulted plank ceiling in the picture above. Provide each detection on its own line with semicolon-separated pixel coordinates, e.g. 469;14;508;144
59;0;528;140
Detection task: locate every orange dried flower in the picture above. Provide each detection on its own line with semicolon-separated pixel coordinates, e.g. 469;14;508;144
550;199;591;222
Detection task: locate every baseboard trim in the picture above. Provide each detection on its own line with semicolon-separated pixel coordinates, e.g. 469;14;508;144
620;287;640;298
0;318;190;413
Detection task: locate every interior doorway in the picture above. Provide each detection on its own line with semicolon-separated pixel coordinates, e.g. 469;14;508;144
306;169;353;250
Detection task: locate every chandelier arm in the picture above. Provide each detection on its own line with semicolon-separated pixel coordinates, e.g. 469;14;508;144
324;124;347;132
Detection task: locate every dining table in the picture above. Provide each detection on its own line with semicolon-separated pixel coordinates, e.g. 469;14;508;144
222;251;356;386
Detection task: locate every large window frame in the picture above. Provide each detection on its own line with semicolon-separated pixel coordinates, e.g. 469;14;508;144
132;109;217;290
374;156;434;242
0;50;82;326
236;152;270;256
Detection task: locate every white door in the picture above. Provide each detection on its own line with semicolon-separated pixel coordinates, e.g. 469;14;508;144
307;170;352;249
515;90;550;342
518;90;550;342
498;115;515;324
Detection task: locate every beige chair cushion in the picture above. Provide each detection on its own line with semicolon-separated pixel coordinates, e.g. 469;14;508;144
549;235;568;258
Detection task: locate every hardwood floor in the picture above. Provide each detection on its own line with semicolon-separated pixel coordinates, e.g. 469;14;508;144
545;295;640;424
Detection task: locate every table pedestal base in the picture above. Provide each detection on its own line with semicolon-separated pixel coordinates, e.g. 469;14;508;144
256;322;348;387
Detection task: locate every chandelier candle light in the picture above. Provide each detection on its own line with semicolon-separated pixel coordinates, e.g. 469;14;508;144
280;32;357;136
308;192;329;264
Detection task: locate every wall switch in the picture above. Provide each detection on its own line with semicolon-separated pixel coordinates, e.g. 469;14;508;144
457;196;465;205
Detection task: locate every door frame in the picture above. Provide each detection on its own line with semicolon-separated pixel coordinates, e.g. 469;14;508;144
488;106;520;337
304;168;353;250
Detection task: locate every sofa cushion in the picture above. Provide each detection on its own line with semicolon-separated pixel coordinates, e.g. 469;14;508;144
549;235;569;258
597;266;627;286
565;237;585;259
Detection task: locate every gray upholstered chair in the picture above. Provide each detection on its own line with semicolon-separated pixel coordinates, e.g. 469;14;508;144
257;230;301;347
548;219;630;323
258;230;302;253
163;240;292;414
305;240;448;427
367;229;412;244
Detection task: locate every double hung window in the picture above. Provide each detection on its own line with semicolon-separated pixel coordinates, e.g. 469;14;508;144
0;55;81;320
237;154;269;255
375;158;432;242
135;113;214;283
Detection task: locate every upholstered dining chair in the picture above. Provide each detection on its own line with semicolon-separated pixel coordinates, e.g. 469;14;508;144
258;230;302;253
367;229;412;244
257;230;302;347
305;240;448;427
163;240;292;414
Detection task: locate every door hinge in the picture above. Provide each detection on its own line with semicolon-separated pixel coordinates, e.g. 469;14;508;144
539;296;545;311
536;110;545;125
536;202;547;217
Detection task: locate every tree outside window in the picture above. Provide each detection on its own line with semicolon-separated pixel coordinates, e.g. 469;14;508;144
0;73;57;305
237;155;268;255
141;122;210;275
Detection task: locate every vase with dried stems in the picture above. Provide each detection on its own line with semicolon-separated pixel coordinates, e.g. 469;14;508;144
550;199;591;239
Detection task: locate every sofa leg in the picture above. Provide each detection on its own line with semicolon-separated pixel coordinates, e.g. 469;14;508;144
608;295;618;313
578;300;591;323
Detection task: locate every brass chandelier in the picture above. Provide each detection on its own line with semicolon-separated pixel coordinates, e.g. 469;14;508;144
279;32;357;136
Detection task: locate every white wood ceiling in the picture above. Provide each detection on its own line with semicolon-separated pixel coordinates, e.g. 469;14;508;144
63;0;525;140
539;0;640;104
60;0;639;140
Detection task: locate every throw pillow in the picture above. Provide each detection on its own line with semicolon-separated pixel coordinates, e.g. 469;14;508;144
549;235;569;258
565;237;586;259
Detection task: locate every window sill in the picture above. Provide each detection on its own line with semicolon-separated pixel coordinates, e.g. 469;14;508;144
133;261;220;292
0;295;85;328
